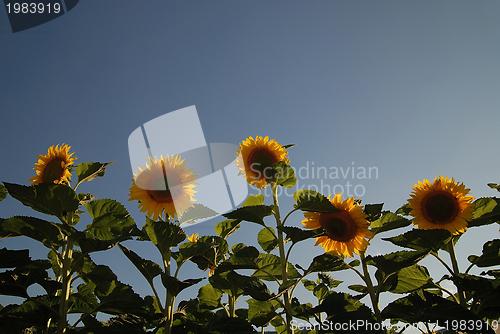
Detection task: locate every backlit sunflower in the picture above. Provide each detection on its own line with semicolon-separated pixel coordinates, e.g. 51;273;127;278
408;176;474;235
129;155;198;221
302;193;372;257
235;136;290;189
29;144;76;185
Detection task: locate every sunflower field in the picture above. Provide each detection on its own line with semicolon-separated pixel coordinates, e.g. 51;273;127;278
1;139;500;334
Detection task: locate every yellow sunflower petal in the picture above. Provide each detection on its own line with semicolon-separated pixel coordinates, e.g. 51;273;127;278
29;144;76;185
303;193;372;257
407;175;474;235
235;135;290;189
128;155;198;220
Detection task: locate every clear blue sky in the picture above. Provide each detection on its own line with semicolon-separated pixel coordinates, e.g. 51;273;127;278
1;1;500;330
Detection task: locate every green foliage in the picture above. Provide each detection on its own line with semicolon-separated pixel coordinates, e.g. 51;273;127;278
0;184;6;202
75;162;114;188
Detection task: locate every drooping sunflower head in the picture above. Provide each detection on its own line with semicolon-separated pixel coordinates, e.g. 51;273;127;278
408;175;474;235
235;136;290;189
128;155;198;221
29;144;77;185
302;193;373;257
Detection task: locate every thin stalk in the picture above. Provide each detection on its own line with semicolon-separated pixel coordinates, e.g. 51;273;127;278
448;238;466;307
360;251;382;323
57;237;74;334
229;294;236;317
271;183;293;334
164;247;174;334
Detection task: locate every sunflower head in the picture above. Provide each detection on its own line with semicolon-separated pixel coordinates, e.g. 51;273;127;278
408;175;474;235
29;144;76;185
128;155;198;221
235;136;290;189
302;193;373;257
187;233;199;242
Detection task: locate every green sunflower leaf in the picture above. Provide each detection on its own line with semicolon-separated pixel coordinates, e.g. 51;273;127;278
384;264;432;294
0;248;32;269
75;162;115;188
215;219;241;239
468;239;500;268
252;253;300;281
257;227;279;253
142;218;186;259
242;194;265;207
118;244;163;285
370;212;412;235
198;283;223;310
293;190;340;213
305;253;347;273
246;298;280;327
3;182;79;219
0;184;7;202
278;226;324;245
222;205;273;226
0;216;64;249
161;274;203;297
272;161;297;189
383;229;453;252
469;197;500;227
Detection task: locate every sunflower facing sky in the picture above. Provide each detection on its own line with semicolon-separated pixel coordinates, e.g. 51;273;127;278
235;135;290;189
302;193;373;257
29;144;76;185
128;155;198;221
408;175;474;235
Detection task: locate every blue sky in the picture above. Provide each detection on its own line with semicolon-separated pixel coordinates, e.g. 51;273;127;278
1;1;500;330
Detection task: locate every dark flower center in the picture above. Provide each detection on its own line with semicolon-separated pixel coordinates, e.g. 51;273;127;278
247;148;279;179
145;169;182;204
421;191;459;225
42;158;65;183
320;212;358;242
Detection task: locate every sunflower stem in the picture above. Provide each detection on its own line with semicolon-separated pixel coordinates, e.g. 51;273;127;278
164;246;174;334
360;251;382;323
448;237;467;307
57;212;74;334
271;183;293;334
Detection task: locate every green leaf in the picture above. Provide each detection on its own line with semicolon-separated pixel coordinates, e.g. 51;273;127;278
258;227;278;253
383;229;452;252
273;161;297;189
222;205;273;226
3;182;79;219
178;203;218;226
142;217;185;259
468;197;500;227
197;284;222;309
468;239;500;268
366;250;430;285
364;203;384;221
75;162;114;188
215;219;241;239
0;260;51;298
305;253;347;273
387;264;432;294
252;253;300;281
293;190;341;212
173;237;214;267
118;245;162;285
0;248;32;269
242;194;265;207
241;277;273;301
85;199;136;237
278;226;324;245
370;212;412;235
310;292;380;332
451;273;500;319
161;274;203;297
1;216;63;249
396;203;411;216
246;298;279;327
382;290;496;333
219;244;260;270
0;184;6;202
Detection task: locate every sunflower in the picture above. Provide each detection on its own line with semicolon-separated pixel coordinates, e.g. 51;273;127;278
129;155;198;221
302;193;372;257
187;233;199;242
29;144;76;185
235;136;290;189
408;176;474;235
